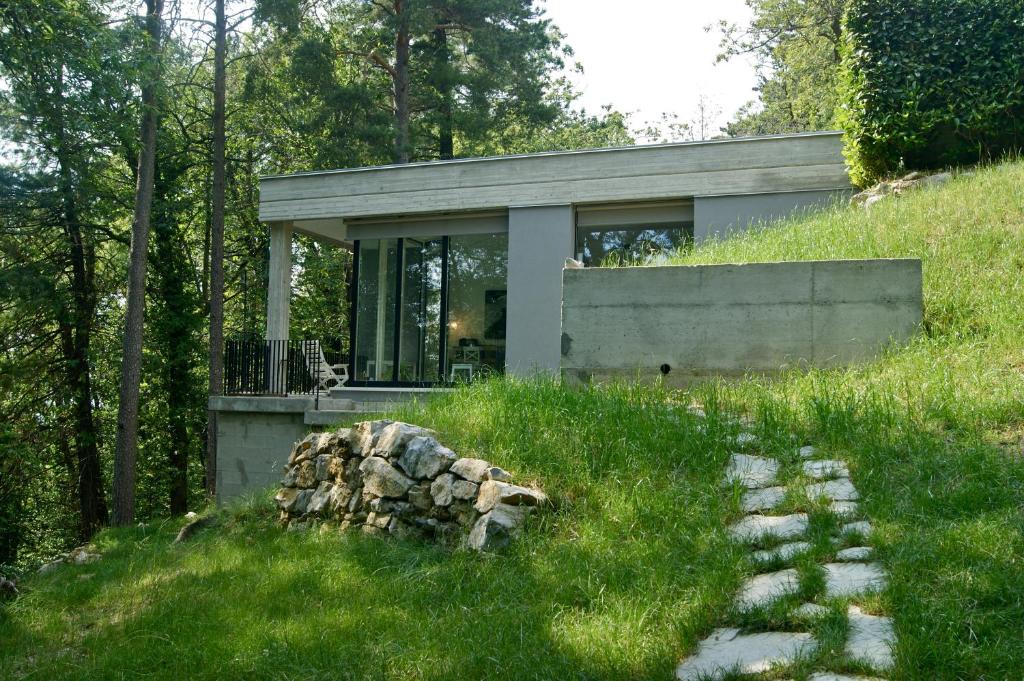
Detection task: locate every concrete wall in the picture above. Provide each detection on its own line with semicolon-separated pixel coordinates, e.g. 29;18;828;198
560;259;922;386
506;204;574;375
694;190;849;243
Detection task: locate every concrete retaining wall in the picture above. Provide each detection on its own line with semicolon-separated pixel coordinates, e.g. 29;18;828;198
560;259;922;386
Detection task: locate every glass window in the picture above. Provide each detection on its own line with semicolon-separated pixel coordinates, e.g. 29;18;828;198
575;223;693;267
354;238;398;381
445;233;507;380
398;238;443;383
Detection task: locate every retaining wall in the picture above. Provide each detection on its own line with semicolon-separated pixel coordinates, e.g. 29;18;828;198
560;259;922;386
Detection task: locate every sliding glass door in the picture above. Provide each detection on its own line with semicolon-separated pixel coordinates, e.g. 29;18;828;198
350;233;507;386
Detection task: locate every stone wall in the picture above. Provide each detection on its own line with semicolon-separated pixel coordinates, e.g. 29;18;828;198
561;258;923;386
275;420;547;551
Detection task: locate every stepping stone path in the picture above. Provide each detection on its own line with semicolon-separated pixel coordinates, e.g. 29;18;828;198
676;431;897;680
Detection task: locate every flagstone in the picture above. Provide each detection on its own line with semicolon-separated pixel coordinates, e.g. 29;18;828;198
836;546;873;561
676;628;817;680
741;486;787;512
845;606;895;671
723;453;779;489
823;562;886;598
806;477;860;501
751;541;812;563
803;459;849;479
729;513;809;543
735;569;801;611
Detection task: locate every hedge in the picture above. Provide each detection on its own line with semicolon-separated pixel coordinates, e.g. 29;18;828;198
839;0;1024;186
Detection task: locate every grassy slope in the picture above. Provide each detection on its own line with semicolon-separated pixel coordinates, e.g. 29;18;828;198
2;163;1023;680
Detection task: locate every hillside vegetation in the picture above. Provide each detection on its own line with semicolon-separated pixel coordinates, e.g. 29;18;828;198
1;162;1023;680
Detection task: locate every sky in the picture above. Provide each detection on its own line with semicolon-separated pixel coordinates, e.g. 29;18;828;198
540;0;760;141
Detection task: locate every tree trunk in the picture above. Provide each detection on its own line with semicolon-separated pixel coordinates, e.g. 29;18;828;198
206;0;227;498
54;67;108;540
393;0;411;163
112;0;164;526
434;27;454;160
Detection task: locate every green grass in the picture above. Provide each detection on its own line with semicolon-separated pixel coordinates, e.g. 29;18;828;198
3;161;1024;679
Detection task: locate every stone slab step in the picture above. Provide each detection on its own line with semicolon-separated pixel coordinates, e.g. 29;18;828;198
846;605;895;671
729;513;809;543
676;627;816;679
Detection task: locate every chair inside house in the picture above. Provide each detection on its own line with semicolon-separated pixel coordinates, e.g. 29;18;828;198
301;341;349;391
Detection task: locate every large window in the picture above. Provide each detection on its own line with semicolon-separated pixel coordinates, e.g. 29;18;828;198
351;232;507;385
575;202;694;267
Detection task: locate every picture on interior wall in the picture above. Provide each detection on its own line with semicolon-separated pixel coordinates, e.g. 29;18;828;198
484;290;507;341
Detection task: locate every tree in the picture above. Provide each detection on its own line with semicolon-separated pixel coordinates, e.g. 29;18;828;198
207;0;227;497
713;0;848;136
112;0;166;526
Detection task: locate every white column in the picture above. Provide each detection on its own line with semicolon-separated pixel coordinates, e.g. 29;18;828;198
266;221;293;341
505;205;574;375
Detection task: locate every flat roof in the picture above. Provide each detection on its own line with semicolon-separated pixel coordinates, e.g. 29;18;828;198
260;130;845;181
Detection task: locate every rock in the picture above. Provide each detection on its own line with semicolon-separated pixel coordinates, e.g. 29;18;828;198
295;460;317;488
830;501;860;518
280;466;299;487
184;511;198;520
315;454;334;481
38;559;64;575
922;171;952;188
450;457;491;483
349;419;393;456
307;481;334;515
822;562;886;598
863;193;887;209
733;432;758;447
291;489;315;515
729;513;808;543
809;674;886;681
430;473;455;506
328;455;346;481
740;486;786;513
366;511;392;529
802;459;849;480
397;436;456;479
347;486;363;513
485;466;513;482
793;602;830;618
841;520;872;537
451;479;479;500
328;484;353;513
467;503;532;551
474;480;549;513
275;487;301;511
344;457;363;488
289;433;319;465
734;568;801;611
408;481;434;511
675;627;817;679
68;547;100;565
359;456;415;498
376;422;433;459
845;605;895;670
450;500;479;526
836;546;873;561
798;445;817;459
751;541;811;563
806;477;860;502
722;454;779;489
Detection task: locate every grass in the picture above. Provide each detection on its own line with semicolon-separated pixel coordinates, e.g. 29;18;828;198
3;161;1024;679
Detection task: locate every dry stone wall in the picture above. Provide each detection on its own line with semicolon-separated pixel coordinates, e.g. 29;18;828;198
274;420;547;551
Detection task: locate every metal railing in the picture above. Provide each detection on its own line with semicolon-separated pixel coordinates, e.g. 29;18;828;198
223;338;347;408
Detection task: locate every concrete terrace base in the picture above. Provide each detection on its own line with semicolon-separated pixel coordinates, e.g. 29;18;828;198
210;389;447;502
560;258;923;387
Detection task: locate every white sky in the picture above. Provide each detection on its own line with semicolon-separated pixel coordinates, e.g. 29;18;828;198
541;0;759;141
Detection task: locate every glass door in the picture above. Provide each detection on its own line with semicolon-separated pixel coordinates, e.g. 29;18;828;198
398;238;443;383
353;238;399;382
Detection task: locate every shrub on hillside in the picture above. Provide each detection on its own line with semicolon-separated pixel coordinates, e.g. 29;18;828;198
839;0;1024;186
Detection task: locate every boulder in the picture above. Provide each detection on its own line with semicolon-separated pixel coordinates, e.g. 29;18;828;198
430;473;455;506
484;466;513;482
291;488;315;515
467;504;533;551
349;419;393;456
280;466;298;488
307;481;334;515
450;457;491;483
376;422;434;459
67;546;100;565
275;487;301;511
289;433;319;465
359;456;415;498
474;480;548;513
397;436;457;479
315;454;334;481
329;484;353;513
408;481;434;511
451;479;479;501
295;460;317;488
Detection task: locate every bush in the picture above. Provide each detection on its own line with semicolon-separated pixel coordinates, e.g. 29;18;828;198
839;0;1024;186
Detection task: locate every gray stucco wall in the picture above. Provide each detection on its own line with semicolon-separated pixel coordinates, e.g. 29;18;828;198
694;189;850;243
560;259;922;386
215;408;309;503
506;204;574;375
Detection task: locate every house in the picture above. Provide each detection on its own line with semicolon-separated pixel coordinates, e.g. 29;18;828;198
211;131;853;500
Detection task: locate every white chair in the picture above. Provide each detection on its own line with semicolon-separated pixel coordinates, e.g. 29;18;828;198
302;341;349;391
450;363;474;382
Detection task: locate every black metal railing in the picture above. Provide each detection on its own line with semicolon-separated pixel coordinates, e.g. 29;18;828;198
223;337;348;408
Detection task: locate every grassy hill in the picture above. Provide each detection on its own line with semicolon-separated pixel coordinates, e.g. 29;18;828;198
2;162;1023;680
